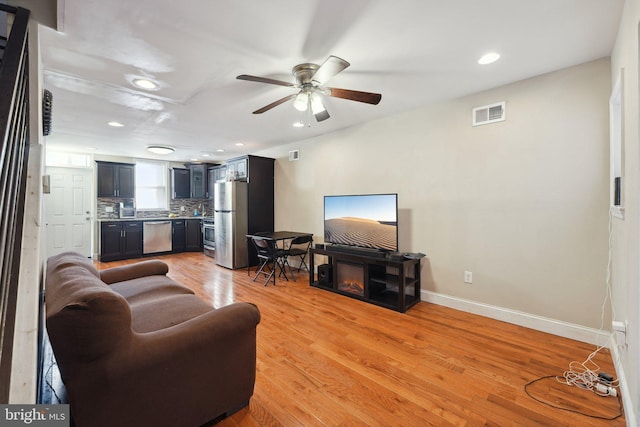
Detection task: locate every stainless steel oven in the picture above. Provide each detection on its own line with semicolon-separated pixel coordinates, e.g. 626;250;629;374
203;217;215;257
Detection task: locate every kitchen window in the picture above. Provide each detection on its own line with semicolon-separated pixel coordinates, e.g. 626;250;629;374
136;160;169;210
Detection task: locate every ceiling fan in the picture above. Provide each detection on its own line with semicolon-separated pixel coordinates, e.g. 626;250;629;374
236;55;382;122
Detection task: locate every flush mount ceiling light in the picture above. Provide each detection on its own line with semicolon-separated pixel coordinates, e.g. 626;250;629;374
132;78;159;90
478;52;500;65
107;121;124;127
146;145;175;155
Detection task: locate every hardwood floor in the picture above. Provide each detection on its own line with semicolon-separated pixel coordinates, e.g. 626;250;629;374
95;253;625;426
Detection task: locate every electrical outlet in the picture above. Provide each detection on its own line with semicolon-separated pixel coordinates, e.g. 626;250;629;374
464;271;473;284
180;206;185;212
612;320;628;346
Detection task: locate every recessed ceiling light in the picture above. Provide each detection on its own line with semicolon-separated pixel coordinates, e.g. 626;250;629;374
107;121;124;127
478;52;500;65
292;121;304;128
132;78;159;90
147;145;175;155
202;153;211;157
216;149;225;153
235;143;244;147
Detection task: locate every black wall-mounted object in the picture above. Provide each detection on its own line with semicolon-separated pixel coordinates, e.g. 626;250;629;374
614;176;621;206
42;89;53;136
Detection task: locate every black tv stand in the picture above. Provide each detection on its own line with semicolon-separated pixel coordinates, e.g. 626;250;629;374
324;244;388;258
309;247;422;313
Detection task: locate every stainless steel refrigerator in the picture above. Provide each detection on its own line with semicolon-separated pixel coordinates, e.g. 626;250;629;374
214;181;248;269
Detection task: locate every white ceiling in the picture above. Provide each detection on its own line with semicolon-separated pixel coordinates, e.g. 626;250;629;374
27;0;624;162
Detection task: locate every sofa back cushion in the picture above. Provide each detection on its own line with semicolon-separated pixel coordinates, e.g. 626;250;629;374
46;252;132;366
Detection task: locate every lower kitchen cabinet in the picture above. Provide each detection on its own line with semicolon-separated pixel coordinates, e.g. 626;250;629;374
100;221;142;261
172;220;186;252
100;219;202;261
185;219;203;251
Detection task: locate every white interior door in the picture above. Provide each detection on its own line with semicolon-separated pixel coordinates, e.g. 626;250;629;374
44;167;93;258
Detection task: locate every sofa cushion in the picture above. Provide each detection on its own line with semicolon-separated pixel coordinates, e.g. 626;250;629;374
128;294;214;333
109;275;194;305
99;260;169;284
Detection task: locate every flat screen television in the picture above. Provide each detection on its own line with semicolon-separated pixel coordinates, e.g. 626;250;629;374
324;193;398;252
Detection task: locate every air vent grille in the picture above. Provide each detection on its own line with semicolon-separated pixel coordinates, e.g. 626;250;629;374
289;149;300;161
472;101;505;127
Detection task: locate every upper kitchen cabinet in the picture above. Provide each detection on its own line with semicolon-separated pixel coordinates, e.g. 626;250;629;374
226;157;247;181
207;165;227;200
97;161;135;198
171;168;191;199
190;164;208;198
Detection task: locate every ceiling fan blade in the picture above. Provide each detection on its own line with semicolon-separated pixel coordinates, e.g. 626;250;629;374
326;87;382;105
252;94;297;114
237;74;296;88
311;56;350;85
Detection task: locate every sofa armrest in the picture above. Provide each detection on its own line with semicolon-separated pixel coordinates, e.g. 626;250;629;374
99;260;169;284
70;302;261;427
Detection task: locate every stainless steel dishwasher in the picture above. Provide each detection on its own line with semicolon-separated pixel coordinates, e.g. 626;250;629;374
143;221;172;254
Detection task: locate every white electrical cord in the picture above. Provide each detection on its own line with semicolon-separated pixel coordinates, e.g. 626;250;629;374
556;207;620;397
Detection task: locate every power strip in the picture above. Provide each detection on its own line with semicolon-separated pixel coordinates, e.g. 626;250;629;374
595;383;618;397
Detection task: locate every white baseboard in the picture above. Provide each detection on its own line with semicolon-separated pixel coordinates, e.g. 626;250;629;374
609;343;637;427
420;290;609;345
420;290;636;424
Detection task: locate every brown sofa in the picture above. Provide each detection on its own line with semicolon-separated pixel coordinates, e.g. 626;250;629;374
45;252;261;427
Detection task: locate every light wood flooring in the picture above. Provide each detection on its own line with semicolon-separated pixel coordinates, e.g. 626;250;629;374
95;253;625;426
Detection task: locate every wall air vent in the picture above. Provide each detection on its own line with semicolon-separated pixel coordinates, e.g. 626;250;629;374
472;101;505;127
289;149;300;161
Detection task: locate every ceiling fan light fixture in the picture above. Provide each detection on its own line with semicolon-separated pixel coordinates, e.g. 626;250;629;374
310;92;326;114
147;145;175;155
293;92;309;111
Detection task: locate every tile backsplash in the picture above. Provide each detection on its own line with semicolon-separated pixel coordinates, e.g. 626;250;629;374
97;198;214;219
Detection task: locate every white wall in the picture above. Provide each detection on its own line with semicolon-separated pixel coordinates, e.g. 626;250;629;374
610;0;640;425
258;58;611;330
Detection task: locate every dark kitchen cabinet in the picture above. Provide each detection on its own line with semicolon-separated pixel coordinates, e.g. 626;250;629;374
190;164;207;198
172;168;191;199
97;162;135;198
226;158;247;180
185;219;202;251
172;164;218;199
100;221;142;261
211;165;227;182
172;219;186;252
207;167;218;200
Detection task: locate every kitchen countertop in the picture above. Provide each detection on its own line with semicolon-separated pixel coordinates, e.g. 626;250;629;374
97;217;210;222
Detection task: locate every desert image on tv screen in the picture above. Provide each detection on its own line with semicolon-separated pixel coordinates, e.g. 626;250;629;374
324;194;397;251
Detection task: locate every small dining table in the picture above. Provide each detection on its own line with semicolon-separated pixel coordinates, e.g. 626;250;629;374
246;231;313;282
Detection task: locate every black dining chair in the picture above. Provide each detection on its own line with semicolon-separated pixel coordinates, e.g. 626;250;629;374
286;234;313;273
251;236;289;286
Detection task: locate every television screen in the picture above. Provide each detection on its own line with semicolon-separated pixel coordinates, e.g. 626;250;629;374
324;193;398;251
